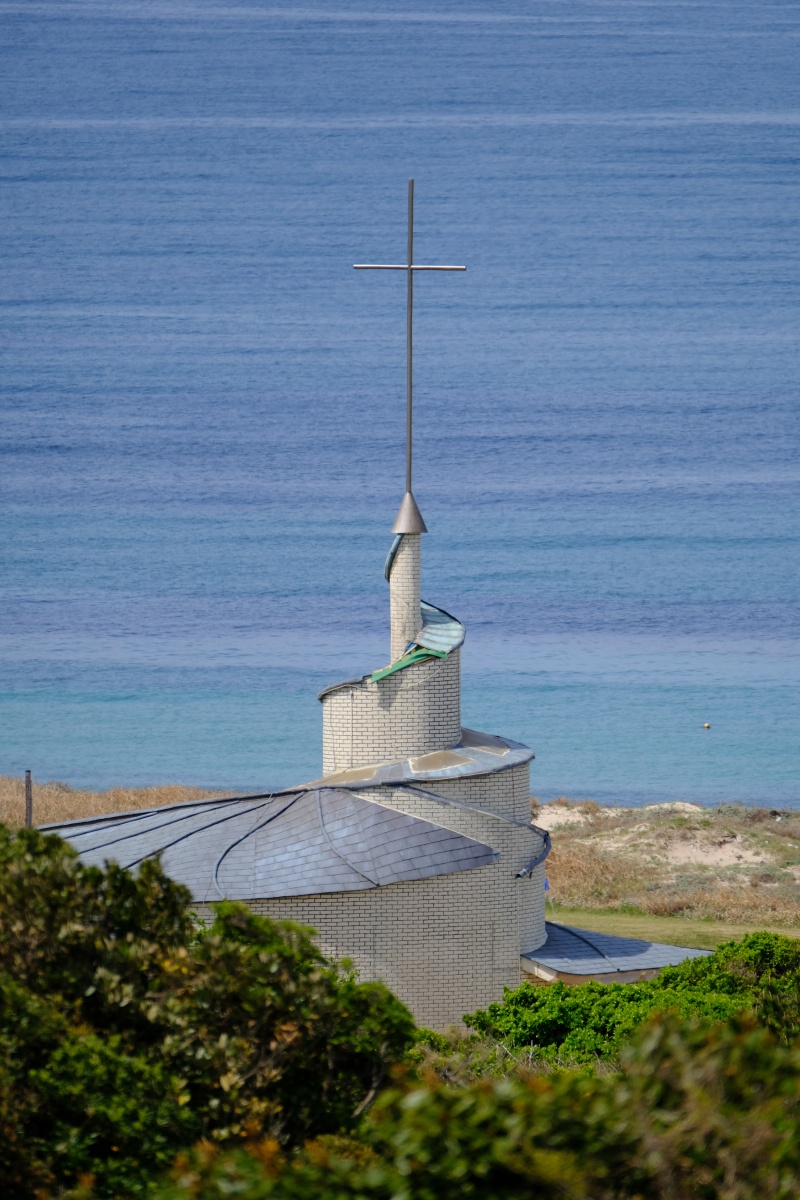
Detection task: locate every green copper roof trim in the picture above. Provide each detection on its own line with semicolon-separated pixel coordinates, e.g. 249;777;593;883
369;600;464;684
370;646;447;683
317;602;464;700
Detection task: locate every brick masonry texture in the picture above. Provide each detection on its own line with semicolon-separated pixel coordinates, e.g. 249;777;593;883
223;528;547;1027
194;760;548;1030
195;863;546;1030
430;761;535;825
321;650;461;774
390;532;421;661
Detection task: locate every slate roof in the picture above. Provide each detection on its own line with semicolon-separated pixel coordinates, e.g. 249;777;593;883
315;728;533;787
523;922;712;977
42;788;499;904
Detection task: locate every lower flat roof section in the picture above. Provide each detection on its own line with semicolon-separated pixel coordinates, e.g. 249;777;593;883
521;922;712;984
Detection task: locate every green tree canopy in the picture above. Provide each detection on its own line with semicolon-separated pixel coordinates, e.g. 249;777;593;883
0;827;414;1198
152;1015;800;1200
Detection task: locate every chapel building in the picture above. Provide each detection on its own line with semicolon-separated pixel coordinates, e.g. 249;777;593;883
44;182;710;1024
46;490;552;1029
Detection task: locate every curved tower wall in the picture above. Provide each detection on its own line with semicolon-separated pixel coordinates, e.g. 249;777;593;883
321;650;461;775
369;772;545;958
428;760;533;826
214;766;547;1029
232;867;546;1030
389;532;421;661
306;502;548;1028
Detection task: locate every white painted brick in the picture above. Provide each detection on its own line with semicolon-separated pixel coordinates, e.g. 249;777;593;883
194;765;547;1030
213;537;549;1029
390;533;421;662
321;651;461;774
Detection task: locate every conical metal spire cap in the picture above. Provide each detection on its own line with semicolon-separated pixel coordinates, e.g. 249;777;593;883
391;491;427;534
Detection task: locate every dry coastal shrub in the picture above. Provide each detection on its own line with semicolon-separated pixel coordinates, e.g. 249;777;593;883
642;885;800;926
545;843;650;908
0;776;224;830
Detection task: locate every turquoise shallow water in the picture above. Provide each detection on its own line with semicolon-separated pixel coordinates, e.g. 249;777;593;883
1;1;798;803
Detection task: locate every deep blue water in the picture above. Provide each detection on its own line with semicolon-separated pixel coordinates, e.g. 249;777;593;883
1;0;798;804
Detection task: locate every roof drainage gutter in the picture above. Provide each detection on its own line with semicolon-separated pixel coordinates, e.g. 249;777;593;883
516;828;552;878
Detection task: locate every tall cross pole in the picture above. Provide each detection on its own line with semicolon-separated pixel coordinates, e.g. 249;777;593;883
355;180;466;522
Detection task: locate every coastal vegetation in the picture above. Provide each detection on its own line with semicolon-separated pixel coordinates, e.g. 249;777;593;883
6;778;800;940
538;797;800;929
0;776;222;829
0;826;413;1198
2;826;800;1196
462;932;800;1063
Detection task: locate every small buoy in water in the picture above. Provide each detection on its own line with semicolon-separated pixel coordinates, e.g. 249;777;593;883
703;723;711;729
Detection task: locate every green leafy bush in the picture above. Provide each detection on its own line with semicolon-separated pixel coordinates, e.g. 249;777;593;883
0;827;414;1198
464;933;800;1062
5;824;800;1199
656;931;800;992
151;1015;800;1199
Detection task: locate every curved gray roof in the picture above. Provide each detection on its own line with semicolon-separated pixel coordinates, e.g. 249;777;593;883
42;788;498;903
415;600;465;654
523;923;711;977
312;728;533;788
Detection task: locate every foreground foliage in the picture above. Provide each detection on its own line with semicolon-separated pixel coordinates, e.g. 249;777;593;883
0;827;414;1198
463;932;800;1061
4;825;800;1198
151;1014;800;1199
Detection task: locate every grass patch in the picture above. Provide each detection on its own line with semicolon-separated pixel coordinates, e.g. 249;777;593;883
548;903;800;951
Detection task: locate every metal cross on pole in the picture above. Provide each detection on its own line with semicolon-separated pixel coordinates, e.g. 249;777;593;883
354;179;466;509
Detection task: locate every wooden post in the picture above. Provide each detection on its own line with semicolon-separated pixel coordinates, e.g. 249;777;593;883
25;770;32;828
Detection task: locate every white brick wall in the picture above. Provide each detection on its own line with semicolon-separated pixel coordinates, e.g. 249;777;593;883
389;533;421;662
195;857;546;1030
430;761;534;825
194;766;547;1030
220;533;549;1029
321;651;461;774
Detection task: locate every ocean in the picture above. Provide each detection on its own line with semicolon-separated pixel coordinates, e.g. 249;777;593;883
1;0;798;805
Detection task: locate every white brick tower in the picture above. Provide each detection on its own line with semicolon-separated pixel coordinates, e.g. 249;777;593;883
49;184;715;1028
309;183;547;1024
310;497;548;1026
302;157;552;1011
389;490;426;661
319;492;463;776
389;534;421;661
